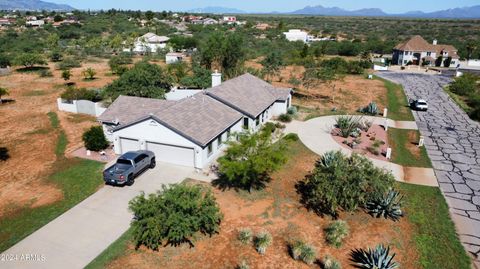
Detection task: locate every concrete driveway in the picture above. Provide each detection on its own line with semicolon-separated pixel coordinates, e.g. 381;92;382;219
378;72;480;266
1;162;206;269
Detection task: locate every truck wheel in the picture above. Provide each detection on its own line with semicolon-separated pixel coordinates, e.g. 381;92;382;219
150;159;156;169
127;175;134;186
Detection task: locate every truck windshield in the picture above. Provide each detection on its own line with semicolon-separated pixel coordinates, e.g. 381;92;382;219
116;159;132;165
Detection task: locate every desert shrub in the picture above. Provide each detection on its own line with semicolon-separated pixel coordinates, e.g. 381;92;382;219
0;53;11;68
254;231;272;255
14;53;47;68
289;240;304;260
50;50;63;62
215;128;287;191
366;190;403;221
0;147;9;161
335;115;362;138
129;184;223;249
350;244;398;269
284;133;299;141
359;119;373;132
287;106;298;115
278;113;292;122
109;53;133;75
56;57;82;70
61;87;102;102
297;150;395;217
262;122;277;134
82;67;96;80
39;69;53;77
237;228;253;245
288;76;301;86
324;220;349;248
289;240;317;264
323;255;342;269
275;122;286;129
82;126;109;151
450;73;478;96
237;260;250;269
61;69;72;81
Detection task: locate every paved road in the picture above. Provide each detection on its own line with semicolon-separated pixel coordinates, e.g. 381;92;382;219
378;72;480;265
1;162;210;269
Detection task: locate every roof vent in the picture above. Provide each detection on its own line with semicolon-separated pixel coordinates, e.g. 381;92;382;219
212;70;222;88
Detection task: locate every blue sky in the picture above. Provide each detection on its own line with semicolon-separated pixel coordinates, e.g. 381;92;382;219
48;0;479;13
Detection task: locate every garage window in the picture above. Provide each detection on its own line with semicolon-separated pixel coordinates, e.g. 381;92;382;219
217;135;222;148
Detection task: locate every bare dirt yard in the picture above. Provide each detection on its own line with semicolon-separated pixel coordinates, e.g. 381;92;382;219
246;60;387;120
105;141;419;269
0;59;114;217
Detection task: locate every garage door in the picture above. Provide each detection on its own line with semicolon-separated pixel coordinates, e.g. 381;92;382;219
119;137;140;153
146;141;194;167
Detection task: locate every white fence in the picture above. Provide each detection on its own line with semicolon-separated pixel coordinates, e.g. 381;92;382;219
374;64;389;71
57;98;106;117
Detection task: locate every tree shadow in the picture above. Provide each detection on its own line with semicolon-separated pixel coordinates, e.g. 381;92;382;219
16;66;49;73
211;173;270;193
0;99;15;105
0;147;10;161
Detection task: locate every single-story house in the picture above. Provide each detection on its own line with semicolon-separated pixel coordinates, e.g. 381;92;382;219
26;20;45;27
125;33;170;54
392;35;459;67
98;73;292;169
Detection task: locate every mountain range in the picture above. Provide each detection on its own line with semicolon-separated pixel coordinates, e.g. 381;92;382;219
187;4;480;19
0;0;74;11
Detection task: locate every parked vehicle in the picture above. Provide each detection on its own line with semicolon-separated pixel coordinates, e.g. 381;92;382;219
410;99;428;111
103;150;156;185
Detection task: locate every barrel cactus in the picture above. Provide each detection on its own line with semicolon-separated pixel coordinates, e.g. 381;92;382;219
350;244;398;269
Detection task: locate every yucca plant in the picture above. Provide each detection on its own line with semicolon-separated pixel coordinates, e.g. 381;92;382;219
237;260;249;269
360;102;379;115
300;244;317;265
324;255;342;269
289;240;304;260
366;190;403;221
324;220;350;248
238;228;253;245
254;231;272;255
350;244;398;269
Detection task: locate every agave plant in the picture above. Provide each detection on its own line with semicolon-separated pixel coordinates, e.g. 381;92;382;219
254;231;272;255
324;255;342;269
350;244;398;269
335;115;362;138
360;102;379;115
237;228;253;245
324;220;350;248
317;151;340;168
366;190;404;221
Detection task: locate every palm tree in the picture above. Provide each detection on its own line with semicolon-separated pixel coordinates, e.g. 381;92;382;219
0;87;9;103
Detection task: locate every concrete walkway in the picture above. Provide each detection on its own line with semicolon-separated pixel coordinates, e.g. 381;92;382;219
1;162;210;269
378;72;480;267
285;115;438;187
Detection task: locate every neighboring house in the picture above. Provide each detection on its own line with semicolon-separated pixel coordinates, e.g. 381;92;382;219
255;23;271;30
283;29;309;43
392;35;459;67
222;16;237;24
98;73;292;169
126;33;170;54
0;18;15;26
26;20;45;27
165;52;185;64
202;18;218;25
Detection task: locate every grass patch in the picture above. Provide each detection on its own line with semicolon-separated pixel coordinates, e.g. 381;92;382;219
388;128;431;168
23;90;47;96
55;131;68;157
85;228;134;269
375;76;414;121
443;86;472;114
47;111;60;129
67;114;97;123
399;182;471;269
0;158;104;252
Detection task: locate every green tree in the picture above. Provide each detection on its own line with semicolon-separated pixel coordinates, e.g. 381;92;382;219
0;87;9;103
46;33;60;50
82;126;109;151
108;54;132;75
104;61;173;100
297;151;395;217
0;54;11;68
215;128;288;192
300;44;309;58
14;53;47;68
61;69;71;82
129;184;223;249
261;50;285;81
82;67;96;80
221;33;246;78
450;73;478;96
109;34;123;53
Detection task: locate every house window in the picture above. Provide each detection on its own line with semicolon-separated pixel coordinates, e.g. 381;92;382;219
207;143;213;156
404;51;408;55
217;135;222;149
427;52;431;56
255;116;260;126
227;128;231;138
243;117;249;129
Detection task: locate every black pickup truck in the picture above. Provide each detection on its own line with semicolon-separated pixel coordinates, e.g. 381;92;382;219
103;150;156;186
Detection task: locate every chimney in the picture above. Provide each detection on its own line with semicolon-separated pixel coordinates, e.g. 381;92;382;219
433;39;437;45
212;70;222;88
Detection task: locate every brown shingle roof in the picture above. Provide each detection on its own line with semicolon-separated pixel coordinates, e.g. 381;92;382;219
394;35;458;57
98;96;176;124
206;73;287;118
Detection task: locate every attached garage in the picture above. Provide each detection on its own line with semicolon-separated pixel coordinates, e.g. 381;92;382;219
146;141;194;167
119;137;140;153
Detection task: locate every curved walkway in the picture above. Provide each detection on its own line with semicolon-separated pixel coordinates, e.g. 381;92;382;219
285;115;438;187
378;72;480;266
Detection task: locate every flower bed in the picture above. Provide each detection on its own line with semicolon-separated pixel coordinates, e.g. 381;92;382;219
332;124;389;161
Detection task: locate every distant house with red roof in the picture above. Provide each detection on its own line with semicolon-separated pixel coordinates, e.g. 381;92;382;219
392;35;459;67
